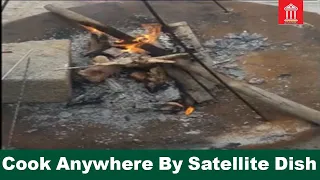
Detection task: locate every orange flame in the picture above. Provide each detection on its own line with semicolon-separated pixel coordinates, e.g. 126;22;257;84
114;23;162;53
185;106;195;116
81;25;105;36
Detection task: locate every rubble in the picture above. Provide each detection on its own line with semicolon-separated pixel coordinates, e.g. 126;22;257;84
248;78;265;85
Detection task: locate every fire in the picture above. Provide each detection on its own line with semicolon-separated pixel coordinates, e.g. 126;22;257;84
81;25;105;36
185;106;195;116
114;23;162;53
80;23;161;53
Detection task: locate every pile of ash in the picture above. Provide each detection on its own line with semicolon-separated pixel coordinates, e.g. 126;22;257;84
19;76;199;130
18;30;210;130
16;30;269;132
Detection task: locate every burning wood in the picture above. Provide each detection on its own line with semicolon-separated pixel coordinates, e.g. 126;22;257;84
81;22;163;58
113;24;162;54
44;3;214;106
152;102;195;115
44;4;169;56
81;25;112;57
81;25;106;37
83;23;162;55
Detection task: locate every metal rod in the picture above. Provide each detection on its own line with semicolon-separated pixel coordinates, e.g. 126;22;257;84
212;0;229;13
140;2;219;101
7;57;31;148
180;67;218;101
2;49;33;80
141;0;267;120
2;0;10;12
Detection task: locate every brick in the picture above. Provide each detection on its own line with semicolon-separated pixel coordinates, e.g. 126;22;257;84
2;40;72;103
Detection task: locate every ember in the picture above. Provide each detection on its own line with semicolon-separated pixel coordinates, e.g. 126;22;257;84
185;106;195;116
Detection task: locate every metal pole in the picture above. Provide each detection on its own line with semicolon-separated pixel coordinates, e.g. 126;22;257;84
212;0;229;13
141;0;267;120
2;0;10;12
6;57;31;148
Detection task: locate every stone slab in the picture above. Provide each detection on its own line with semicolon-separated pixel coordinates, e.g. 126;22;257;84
2;40;72;103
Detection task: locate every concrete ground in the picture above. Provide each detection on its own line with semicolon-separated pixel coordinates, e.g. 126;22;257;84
241;0;320;15
2;1;320;149
249;1;320;149
2;1;319;24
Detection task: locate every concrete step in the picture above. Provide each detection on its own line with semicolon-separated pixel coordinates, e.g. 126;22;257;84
2;40;72;103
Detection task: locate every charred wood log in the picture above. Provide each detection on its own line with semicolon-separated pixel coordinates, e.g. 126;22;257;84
85;33;113;57
164;22;219;103
44;4;169;56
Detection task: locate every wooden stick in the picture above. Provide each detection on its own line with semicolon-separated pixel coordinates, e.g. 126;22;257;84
55;65;93;70
229;82;320;125
55;56;176;70
44;4;169;56
155;53;189;60
44;4;133;41
2;50;13;53
164;22;218;103
94;57;175;67
175;58;320;125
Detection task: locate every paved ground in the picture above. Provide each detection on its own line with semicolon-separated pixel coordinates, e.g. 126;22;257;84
242;1;320;149
2;1;105;24
2;1;320;149
2;1;319;24
241;0;320;14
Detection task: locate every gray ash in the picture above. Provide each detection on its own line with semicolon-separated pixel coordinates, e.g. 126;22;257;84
70;33;92;67
203;31;269;79
19;77;191;130
207;31;269;57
